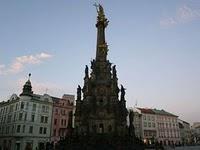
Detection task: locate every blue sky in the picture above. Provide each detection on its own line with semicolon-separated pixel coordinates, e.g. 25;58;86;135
0;0;200;124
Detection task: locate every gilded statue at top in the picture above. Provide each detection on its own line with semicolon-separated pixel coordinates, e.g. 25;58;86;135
94;3;104;16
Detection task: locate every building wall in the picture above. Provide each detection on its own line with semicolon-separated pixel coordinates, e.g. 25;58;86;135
191;122;200;144
129;107;181;146
133;111;142;139
0;93;53;150
156;115;180;145
51;95;74;144
141;113;157;144
178;119;191;145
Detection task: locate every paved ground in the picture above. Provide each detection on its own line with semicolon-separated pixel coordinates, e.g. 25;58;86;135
146;145;200;150
164;146;200;150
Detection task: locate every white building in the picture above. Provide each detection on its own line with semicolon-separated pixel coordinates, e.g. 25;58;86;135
178;119;191;145
128;107;181;146
0;75;53;150
153;109;181;145
137;108;157;145
191;122;200;144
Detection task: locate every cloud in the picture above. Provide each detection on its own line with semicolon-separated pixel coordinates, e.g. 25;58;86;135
0;64;6;75
160;17;177;27
0;52;53;75
160;4;200;27
37;52;52;59
177;5;200;22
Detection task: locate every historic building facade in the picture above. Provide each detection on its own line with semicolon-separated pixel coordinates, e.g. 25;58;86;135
138;108;157;144
0;75;53;150
129;107;181;145
51;94;74;144
154;109;181;145
191;122;200;144
178;119;191;145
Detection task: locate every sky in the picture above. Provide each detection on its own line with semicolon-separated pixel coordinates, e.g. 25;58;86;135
0;0;200;124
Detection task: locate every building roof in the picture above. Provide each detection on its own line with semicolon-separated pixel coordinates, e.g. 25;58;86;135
137;107;178;117
137;108;155;114
152;109;178;117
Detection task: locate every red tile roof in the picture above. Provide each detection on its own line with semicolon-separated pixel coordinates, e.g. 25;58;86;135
137;108;155;114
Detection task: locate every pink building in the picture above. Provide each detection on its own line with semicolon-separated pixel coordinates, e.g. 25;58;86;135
51;94;74;143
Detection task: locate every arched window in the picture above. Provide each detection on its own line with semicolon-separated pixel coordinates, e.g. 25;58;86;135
99;123;104;133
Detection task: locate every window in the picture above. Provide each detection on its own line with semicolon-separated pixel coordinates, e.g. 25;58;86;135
53;129;56;136
64;120;66;126
152;123;155;128
31;114;35;122
151;116;155;121
24;113;27;121
29;126;33;133
13;113;16;122
43;127;47;134
99;123;104;133
17;125;21;133
7;115;12;123
9;105;13;113
26;102;29;110
6;126;10;134
3;116;6;123
23;125;25;133
108;125;112;132
42;106;45;112
21;102;24;110
32;104;36;111
54;119;57;125
19;113;23;121
15;103;18;110
148;122;151;127
55;109;58;114
8;126;10;134
39;127;43;134
46;106;49;113
12;126;14;133
45;117;48;123
41;116;44;123
2;126;4;134
144;122;147;127
143;116;146;120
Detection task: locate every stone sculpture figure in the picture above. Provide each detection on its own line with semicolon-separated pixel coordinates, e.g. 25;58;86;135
121;85;126;100
85;65;89;78
77;85;81;100
112;65;117;78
